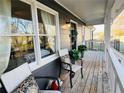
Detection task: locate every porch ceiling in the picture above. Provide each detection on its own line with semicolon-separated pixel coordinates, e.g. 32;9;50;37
55;0;107;25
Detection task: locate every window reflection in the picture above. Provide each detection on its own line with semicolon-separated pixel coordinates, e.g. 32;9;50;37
6;36;35;71
37;8;56;58
0;0;33;35
11;17;33;34
37;9;56;35
0;0;58;73
0;0;35;72
11;0;33;34
39;36;56;58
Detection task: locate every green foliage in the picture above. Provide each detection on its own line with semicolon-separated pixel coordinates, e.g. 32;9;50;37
69;49;79;61
78;45;87;53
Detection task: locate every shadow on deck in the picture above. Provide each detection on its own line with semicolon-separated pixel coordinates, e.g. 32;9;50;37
61;51;111;93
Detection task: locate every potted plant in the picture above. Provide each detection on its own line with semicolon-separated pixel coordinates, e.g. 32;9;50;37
78;45;87;57
69;49;79;64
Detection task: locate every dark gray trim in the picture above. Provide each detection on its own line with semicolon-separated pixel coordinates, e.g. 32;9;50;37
32;58;61;89
0;79;7;93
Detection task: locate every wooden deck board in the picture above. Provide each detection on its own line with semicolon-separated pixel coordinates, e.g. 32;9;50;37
90;53;100;93
83;53;97;93
78;52;95;93
61;51;111;93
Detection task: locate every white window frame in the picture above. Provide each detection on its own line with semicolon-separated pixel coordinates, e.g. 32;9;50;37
22;0;60;71
0;0;60;71
69;19;78;49
0;0;37;70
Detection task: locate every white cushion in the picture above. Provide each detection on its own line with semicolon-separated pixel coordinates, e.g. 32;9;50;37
58;49;69;57
62;55;71;64
67;64;81;72
1;63;32;93
40;90;61;93
81;58;85;61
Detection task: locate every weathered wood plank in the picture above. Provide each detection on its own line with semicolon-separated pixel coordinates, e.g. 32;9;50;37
90;52;100;93
61;51;111;93
83;52;97;93
102;52;111;93
62;51;91;93
71;56;92;93
77;52;96;93
97;52;103;93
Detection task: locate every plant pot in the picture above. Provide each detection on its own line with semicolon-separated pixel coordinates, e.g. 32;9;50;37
81;52;84;58
70;58;75;64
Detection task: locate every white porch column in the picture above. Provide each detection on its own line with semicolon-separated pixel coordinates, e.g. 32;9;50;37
104;12;111;72
90;28;95;50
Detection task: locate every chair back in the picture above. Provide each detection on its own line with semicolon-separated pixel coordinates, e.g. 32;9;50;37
0;63;32;93
58;49;71;64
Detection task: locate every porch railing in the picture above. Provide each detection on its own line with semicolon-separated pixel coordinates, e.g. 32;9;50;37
85;40;104;51
107;47;124;93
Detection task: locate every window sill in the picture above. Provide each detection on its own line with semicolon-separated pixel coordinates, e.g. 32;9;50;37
29;54;59;71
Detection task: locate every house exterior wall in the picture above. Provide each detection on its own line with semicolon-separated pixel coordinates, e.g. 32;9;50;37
77;24;83;46
37;0;85;49
0;0;85;91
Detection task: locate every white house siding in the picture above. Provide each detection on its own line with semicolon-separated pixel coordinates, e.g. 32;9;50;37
60;24;71;49
60;23;83;50
77;24;83;46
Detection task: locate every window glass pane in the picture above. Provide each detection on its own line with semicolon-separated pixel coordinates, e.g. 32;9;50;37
111;9;124;53
37;9;56;35
0;0;33;35
5;36;35;71
39;36;56;58
11;0;33;34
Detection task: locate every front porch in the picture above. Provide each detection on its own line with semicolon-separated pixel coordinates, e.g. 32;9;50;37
0;0;124;93
61;51;110;93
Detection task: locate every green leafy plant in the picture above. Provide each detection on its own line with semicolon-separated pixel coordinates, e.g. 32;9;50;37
78;45;87;57
78;45;87;53
69;49;79;61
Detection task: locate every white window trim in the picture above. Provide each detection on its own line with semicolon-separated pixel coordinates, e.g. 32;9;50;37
36;1;58;15
0;0;60;71
29;0;60;70
69;19;78;49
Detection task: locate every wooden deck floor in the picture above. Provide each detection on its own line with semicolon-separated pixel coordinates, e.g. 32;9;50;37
61;51;111;93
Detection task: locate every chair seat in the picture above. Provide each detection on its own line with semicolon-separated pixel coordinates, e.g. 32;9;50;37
39;90;61;93
59;48;83;88
67;64;81;72
81;58;85;61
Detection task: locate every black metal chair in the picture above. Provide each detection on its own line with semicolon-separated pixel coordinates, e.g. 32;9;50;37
58;48;83;88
